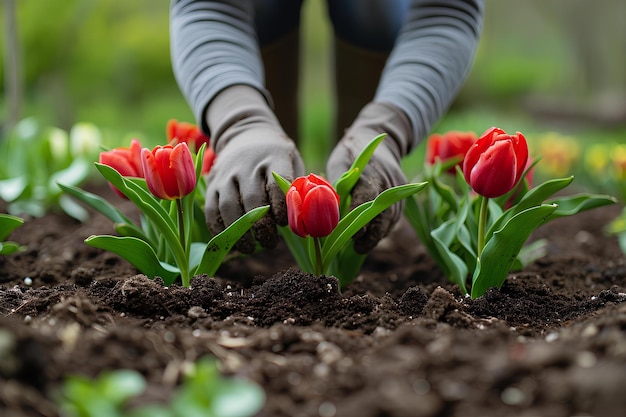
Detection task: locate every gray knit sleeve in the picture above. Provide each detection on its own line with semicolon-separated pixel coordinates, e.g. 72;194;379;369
374;0;485;151
170;0;270;133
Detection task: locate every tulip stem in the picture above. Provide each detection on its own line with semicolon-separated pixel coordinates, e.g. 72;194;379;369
176;198;186;249
313;237;323;276
477;196;489;256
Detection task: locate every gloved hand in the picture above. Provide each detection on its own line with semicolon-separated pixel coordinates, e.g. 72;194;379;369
205;85;304;254
326;102;412;253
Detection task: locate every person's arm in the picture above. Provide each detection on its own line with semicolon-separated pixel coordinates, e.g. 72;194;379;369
327;0;485;253
170;0;270;135
375;0;485;151
170;1;304;253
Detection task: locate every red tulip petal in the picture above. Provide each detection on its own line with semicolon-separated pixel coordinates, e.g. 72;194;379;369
513;132;529;183
129;139;144;177
469;140;517;198
170;143;197;197
301;186;340;238
99;151;137;177
166;119;178;142
286;187;307;238
142;148;168;199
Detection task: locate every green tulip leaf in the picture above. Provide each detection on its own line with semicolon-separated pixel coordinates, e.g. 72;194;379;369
487;176;573;240
95;164;177;234
0;214;24;241
113;223;152;245
431;218;469;294
334;133;386;194
85;235;180;285
57;194;89;222
333;167;359;197
0;176;28;202
546;193;617;220
188;242;208;272
271;171;292;194
321;182;427;272
195;205;270;277
0;241;24;255
334;133;387;216
98;370;147;404
404;194;440;259
278;225;315;273
429;169;458;212
210;378;266;417
194;143;206;180
471;204;558;299
94;164;188;276
58;182;135;225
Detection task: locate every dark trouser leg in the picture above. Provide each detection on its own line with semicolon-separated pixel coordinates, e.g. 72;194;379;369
260;30;300;141
332;38;389;141
254;0;303;142
327;0;409;140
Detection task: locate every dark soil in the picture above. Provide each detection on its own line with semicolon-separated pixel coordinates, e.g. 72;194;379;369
1;186;626;417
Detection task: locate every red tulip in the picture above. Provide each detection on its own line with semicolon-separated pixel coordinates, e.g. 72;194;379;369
426;131;477;173
99;139;143;198
286;174;340;238
166;119;214;175
141;143;197;200
463;127;529;198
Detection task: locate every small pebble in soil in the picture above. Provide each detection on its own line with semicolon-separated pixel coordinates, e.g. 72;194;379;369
576;351;597;368
545;332;559;343
412;379;431;395
318;401;336;417
23;277;32;286
581;324;599;338
501;386;525;405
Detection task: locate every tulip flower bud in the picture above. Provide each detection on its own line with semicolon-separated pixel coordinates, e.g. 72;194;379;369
426;131;476;173
463;127;528;198
141;143;197;200
98;139;144;198
286;174;340;238
166;119;214;175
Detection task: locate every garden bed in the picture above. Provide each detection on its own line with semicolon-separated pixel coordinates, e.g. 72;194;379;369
1;186;625;417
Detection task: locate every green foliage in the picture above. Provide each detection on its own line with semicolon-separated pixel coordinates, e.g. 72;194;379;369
2;1;172;102
0;118;98;220
0;213;24;255
61;156;269;287
274;134;428;286
59;357;265;417
406;159;616;299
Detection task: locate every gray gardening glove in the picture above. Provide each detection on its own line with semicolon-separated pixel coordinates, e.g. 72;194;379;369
326;102;412;253
205;85;304;254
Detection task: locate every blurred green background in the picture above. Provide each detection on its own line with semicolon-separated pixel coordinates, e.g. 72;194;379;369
1;0;625;179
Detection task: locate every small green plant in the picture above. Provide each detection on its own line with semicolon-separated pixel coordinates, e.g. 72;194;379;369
0;213;24;255
0;118;100;220
61;125;267;287
406;127;616;298
273;134;428;287
59;357;265;417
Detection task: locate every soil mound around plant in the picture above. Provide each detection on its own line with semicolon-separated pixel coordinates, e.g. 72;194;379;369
1;193;625;417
